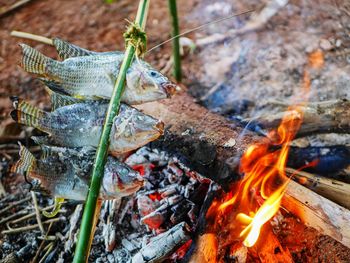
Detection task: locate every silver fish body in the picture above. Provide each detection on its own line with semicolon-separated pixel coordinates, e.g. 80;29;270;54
11;98;164;155
13;145;143;200
20;44;176;104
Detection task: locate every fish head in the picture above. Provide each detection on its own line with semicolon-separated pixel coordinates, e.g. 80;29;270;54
102;158;144;198
125;62;176;103
110;105;164;154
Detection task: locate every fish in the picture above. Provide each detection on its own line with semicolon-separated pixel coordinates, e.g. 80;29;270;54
11;144;144;201
10;96;164;155
20;42;176;104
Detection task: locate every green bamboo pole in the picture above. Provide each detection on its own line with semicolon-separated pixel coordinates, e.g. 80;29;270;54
73;1;150;262
168;0;182;82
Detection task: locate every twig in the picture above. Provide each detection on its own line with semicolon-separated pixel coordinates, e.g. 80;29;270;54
31;222;54;263
0;196;31;216
0;209;28;225
73;1;150;262
31;191;45;234
2;217;64;234
38;242;54;263
9;205;60;225
10;30;53;45
0;0;32;18
168;0;182;81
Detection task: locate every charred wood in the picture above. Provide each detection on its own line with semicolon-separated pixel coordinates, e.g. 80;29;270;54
287;146;350;178
131;222;190;263
245;99;350;137
137;91;261;184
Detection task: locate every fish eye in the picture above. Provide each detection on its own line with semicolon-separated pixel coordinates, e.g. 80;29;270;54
150;70;158;77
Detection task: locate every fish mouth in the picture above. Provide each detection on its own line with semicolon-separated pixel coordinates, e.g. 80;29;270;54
161;82;177;98
155;120;164;135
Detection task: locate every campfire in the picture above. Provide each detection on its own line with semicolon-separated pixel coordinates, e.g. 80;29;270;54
1;0;350;262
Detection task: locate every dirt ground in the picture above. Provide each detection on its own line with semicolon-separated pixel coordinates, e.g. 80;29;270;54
0;0;350;262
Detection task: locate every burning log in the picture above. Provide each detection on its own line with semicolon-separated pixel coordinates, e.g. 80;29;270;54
283;180;350;248
188;233;218;263
137;90;261;184
286;167;350;209
250;224;293;263
131;222;190;263
138;91;350;248
245;99;350;137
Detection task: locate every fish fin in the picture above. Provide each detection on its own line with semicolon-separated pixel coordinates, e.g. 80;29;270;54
11;143;36;174
19;44;54;75
42;197;65;218
10;97;48;131
31;135;51;146
39;78;70;96
43;84;84;110
52;38;94;60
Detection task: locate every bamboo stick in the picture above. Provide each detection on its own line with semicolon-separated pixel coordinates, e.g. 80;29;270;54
72;1;150;262
10;31;53;45
168;0;182;81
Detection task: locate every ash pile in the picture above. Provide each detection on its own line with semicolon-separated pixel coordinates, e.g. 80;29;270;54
87;147;211;263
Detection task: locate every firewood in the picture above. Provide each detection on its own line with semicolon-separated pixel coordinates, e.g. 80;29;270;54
138;91;350;249
131;222;190;263
188;233;218;263
250;224;293;263
245;99;350;137
286;168;350;209
283;180;350;248
137;90;261;184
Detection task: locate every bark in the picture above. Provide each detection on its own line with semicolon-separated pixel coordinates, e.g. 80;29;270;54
246;99;350;137
137;91;261;184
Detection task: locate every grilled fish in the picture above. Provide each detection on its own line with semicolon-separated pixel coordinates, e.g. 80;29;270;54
20;43;176;104
10;97;164;155
11;144;144;200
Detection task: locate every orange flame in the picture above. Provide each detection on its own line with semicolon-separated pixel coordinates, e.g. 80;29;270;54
205;51;321;250
220;105;303;247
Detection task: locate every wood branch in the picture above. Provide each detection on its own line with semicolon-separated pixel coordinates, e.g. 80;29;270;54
138;91;350;248
245;99;350;137
283;180;350;248
137;90;262;184
286;168;350;209
0;0;32;18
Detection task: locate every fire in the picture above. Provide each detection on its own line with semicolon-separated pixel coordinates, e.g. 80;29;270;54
207;97;308;248
205;51;320;250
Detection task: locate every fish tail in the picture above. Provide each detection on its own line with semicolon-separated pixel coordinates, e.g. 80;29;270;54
20;44;54;75
11;143;36;175
10;97;49;131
